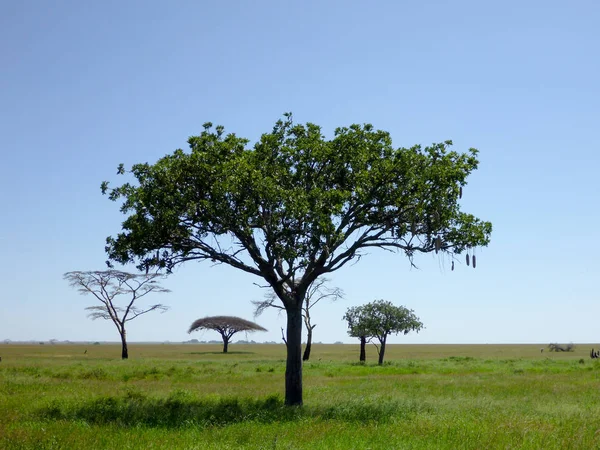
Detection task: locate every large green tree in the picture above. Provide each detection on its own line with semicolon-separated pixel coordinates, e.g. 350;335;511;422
102;114;492;405
344;300;423;365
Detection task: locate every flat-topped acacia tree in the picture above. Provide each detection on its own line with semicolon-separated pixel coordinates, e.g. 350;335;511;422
102;114;492;405
188;316;267;353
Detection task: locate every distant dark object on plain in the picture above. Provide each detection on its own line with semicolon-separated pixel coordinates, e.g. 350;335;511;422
548;343;574;352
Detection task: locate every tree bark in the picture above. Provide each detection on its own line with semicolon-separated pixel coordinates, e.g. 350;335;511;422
302;325;314;361
359;336;366;362
378;336;387;365
223;337;229;353
285;305;303;405
120;330;128;360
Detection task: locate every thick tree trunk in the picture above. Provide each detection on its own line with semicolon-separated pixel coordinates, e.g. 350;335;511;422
120;331;128;360
302;326;314;361
223;337;229;353
359;336;366;362
378;337;387;365
285;306;303;406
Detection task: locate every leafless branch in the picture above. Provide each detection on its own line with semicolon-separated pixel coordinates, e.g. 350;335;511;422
126;304;169;321
64;270;171;341
370;340;381;355
252;298;284;318
281;327;287;345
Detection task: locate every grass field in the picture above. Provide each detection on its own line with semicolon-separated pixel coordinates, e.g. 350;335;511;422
2;343;600;449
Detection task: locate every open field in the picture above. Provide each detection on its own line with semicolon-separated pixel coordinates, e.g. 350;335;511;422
2;343;600;449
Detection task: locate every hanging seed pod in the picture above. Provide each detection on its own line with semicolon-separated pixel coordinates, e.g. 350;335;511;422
472;255;477;269
451;260;455;271
459;186;463;199
466;253;470;266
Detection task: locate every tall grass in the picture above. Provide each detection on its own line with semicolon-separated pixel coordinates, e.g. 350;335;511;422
2;343;600;449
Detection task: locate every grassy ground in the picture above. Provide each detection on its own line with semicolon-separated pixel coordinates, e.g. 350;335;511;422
1;343;599;449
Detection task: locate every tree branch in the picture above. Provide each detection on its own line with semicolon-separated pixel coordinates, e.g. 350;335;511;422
126;304;169;321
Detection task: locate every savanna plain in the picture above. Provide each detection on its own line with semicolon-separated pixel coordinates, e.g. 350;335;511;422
1;343;600;449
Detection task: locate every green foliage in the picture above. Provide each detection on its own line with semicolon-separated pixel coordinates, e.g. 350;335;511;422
344;300;423;343
343;304;371;340
102;114;492;299
344;300;423;364
101;114;492;404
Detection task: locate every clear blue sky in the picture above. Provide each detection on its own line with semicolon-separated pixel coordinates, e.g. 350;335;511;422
1;0;598;345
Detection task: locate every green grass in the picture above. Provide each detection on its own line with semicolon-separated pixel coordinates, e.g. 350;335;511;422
2;343;600;449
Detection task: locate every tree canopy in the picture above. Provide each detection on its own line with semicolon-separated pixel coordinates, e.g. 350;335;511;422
103;114;491;284
188;316;267;353
102;114;492;404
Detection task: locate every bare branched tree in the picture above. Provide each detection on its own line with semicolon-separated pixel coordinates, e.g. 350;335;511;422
64;270;170;359
253;278;343;361
188;316;267;353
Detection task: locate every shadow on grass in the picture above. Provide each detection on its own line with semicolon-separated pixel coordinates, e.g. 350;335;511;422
188;351;255;355
38;391;426;428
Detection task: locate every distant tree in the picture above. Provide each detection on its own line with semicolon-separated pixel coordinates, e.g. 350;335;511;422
343;305;371;362
188;316;267;353
344;300;423;365
64;270;170;359
253;278;343;361
102;114;492;405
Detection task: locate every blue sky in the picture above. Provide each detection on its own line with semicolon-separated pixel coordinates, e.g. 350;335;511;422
1;0;598;345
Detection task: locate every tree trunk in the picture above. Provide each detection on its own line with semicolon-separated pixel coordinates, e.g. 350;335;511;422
302;326;314;361
223;337;229;353
378;336;387;365
359;336;366;362
285;305;303;406
120;330;128;360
